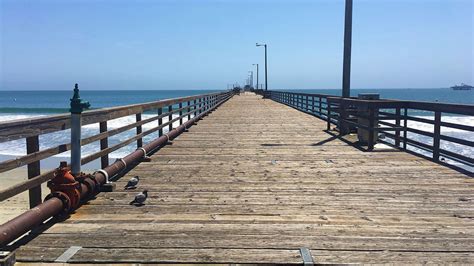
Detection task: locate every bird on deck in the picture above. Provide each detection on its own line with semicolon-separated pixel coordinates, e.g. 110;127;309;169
130;189;148;206
124;176;140;189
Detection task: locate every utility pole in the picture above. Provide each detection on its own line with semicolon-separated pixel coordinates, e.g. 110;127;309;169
342;0;353;98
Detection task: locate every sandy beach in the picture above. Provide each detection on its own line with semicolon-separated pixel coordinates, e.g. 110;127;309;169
0;168;46;224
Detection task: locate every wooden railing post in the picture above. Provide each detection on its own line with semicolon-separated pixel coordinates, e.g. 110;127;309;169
197;98;201;115
158;107;163;137
26;135;41;208
319;97;322;116
168;105;173;132
306;95;309;112
99;121;109;168
179;103;183;125
339;100;348;135
312;96;315;114
433;111;441;161
395;108;401;147
136;114;143;148
187;101;191;121
327;101;331;131
403;108;408;150
194;99;197;117
368;105;375;151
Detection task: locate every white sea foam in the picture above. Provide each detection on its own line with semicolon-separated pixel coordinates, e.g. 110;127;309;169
380;116;473;171
0;114;472;171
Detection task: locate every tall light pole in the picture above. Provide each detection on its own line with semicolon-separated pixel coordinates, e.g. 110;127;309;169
342;0;353;98
252;63;259;90
248;71;254;88
256;43;268;91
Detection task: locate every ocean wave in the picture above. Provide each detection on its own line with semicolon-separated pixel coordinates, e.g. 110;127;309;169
0;113;189;159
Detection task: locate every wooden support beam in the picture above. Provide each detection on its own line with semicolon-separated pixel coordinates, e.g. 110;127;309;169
26;135;41;208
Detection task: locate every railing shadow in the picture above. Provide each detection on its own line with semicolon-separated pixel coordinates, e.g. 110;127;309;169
310;135;339;146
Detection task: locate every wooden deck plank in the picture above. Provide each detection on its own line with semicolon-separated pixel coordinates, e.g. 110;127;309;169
15;92;474;264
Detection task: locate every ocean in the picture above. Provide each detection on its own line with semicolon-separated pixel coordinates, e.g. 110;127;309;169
0;89;473;170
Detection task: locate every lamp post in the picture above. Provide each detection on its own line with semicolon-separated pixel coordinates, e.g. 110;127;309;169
256;43;267;91
252;63;259;90
248;71;254;88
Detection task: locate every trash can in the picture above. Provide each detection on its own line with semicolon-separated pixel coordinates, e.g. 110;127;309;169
357;93;379;144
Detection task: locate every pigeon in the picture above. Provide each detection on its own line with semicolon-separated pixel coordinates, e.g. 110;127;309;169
130;189;148;206
124;176;140;189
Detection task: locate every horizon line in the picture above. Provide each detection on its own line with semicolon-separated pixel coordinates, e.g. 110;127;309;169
0;87;452;91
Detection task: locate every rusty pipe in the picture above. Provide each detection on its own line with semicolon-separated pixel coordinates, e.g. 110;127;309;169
0;92;232;247
0;197;63;246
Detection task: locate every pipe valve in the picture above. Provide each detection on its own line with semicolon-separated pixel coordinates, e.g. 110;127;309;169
46;161;82;213
70;83;90;114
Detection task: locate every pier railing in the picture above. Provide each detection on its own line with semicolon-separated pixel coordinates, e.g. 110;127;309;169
262;90;474;172
0;90;233;208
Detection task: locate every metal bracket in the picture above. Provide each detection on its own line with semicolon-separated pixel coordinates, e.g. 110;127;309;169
55;246;82;263
118;158;127;171
164;133;173;145
137;147;151;161
91;169;115;192
299;247;314;266
137;147;147;158
94;169;109;183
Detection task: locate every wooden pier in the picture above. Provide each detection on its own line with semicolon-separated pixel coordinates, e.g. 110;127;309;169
13;93;474;264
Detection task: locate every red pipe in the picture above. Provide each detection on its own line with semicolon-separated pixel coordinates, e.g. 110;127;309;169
0;93;233;247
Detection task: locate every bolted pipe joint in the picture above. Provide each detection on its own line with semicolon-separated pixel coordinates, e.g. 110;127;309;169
45;161;82;214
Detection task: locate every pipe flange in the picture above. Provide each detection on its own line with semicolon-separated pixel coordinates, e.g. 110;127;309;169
45;191;71;214
81;177;98;197
164;133;170;142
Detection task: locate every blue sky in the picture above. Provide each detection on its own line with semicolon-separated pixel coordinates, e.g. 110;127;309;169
1;0;473;90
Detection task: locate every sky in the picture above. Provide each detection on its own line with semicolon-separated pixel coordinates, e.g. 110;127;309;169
0;0;473;90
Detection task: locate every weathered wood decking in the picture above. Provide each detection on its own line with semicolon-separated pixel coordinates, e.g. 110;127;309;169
16;93;474;264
